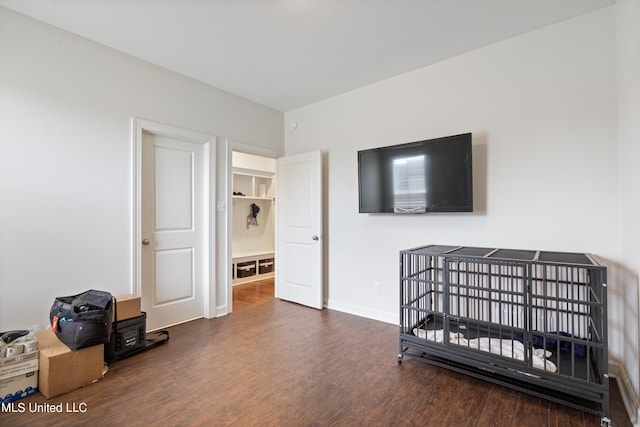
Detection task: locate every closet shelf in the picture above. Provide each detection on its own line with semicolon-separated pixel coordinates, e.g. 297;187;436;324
232;251;275;285
232;195;273;201
233;250;274;260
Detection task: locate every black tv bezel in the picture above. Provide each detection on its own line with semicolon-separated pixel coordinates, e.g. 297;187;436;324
357;133;473;214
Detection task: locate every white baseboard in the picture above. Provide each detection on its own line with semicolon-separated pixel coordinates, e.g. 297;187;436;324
216;304;229;317
609;360;640;426
325;299;398;325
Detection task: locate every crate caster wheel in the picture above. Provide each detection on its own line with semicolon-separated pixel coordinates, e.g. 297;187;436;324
397;354;403;364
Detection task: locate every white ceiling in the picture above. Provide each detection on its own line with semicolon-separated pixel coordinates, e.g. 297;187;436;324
0;0;615;112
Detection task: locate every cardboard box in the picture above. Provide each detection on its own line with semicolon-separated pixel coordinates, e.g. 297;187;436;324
0;371;38;404
36;331;104;399
112;294;141;322
0;348;39;367
0;349;39;404
0;352;39;381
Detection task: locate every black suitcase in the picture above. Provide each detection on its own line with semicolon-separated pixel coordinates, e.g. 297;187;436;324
104;312;147;362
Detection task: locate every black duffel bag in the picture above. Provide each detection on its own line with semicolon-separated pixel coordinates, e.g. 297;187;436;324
49;289;113;350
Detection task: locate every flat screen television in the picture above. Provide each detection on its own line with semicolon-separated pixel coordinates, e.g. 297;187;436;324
358;133;473;213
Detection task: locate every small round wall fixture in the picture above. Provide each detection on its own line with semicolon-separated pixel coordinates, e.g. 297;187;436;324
290;121;298;130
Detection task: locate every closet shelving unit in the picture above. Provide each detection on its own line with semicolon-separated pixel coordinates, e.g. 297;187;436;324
232;168;274;202
231;156;276;285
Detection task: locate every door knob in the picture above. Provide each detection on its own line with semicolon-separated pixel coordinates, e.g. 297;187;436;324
142;238;150;246
312;235;319;241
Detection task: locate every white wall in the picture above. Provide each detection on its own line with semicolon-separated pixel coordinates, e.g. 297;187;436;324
286;4;640;417
0;7;283;330
285;7;617;323
615;0;640;416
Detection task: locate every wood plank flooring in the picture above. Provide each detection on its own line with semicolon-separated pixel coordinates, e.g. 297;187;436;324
1;284;631;426
232;278;274;310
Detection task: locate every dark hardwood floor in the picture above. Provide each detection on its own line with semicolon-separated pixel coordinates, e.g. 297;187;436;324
1;285;631;426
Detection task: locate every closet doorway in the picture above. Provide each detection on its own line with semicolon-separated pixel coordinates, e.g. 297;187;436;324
224;142;324;314
230;150;277;311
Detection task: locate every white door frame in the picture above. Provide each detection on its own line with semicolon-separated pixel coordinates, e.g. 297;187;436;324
132;118;217;319
223;139;282;314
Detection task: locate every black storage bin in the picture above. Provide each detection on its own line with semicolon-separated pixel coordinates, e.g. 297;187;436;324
49;289;113;351
259;258;274;274
236;261;256;278
105;312;147;362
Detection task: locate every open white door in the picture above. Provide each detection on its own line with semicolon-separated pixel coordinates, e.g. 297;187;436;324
276;151;323;309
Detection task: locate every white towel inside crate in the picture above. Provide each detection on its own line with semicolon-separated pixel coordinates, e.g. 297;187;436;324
413;328;466;344
412;328;557;373
466;337;557;373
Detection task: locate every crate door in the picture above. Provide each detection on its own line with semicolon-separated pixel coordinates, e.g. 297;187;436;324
443;258;530;365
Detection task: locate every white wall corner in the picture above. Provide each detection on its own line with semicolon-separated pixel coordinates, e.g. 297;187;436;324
609;360;640;425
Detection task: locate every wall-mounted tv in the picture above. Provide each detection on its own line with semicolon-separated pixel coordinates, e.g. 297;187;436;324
358;133;473;213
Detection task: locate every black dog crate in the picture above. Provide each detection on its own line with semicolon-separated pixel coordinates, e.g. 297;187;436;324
105;312;146;362
399;245;609;425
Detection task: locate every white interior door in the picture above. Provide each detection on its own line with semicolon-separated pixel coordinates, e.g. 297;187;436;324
141;132;205;329
276;150;323;309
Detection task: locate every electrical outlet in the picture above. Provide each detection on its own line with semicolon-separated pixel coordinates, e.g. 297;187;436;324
374;281;382;294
